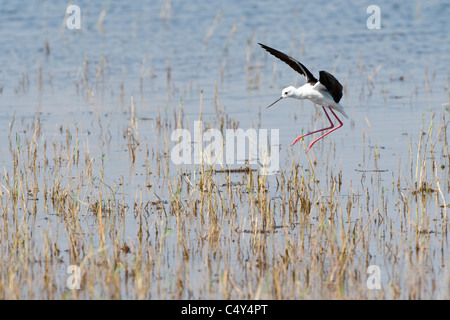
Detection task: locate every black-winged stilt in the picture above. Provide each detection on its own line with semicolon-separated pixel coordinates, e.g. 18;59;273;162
259;43;348;151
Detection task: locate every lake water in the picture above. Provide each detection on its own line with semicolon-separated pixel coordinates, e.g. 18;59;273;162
0;0;449;299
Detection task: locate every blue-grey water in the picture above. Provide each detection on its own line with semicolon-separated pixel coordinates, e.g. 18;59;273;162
0;0;449;299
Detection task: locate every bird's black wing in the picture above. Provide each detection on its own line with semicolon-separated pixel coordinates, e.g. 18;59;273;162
318;70;343;103
258;43;318;85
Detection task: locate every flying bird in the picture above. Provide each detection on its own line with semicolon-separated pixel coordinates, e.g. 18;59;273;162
259;43;348;151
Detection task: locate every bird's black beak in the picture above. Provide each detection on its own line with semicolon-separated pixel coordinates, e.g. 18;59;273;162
266;97;283;109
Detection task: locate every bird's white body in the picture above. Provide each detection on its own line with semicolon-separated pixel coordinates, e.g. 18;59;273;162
282;83;348;119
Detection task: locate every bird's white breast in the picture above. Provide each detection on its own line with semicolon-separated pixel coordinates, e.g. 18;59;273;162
298;84;333;106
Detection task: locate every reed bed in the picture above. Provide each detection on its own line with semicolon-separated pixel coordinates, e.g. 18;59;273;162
0;90;448;299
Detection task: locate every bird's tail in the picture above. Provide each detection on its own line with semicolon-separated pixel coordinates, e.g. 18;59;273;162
335;103;349;119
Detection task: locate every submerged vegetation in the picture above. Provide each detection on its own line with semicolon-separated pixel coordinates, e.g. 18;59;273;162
0;83;448;298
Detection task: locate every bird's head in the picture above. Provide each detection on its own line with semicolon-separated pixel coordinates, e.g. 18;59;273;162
281;86;296;98
266;86;297;109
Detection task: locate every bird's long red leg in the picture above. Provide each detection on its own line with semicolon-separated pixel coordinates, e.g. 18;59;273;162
291;106;334;146
306;107;343;151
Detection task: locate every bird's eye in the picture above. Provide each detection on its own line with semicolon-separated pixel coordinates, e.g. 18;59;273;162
284;92;288;95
